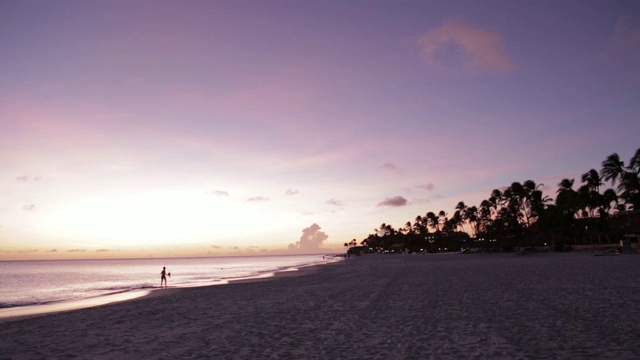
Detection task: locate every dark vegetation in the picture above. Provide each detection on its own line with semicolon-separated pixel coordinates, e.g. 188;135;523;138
345;148;640;253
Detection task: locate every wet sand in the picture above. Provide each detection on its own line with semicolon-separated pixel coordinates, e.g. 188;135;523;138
1;253;639;359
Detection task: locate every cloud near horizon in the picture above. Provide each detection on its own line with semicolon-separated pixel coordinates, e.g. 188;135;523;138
377;196;408;207
288;223;329;252
247;197;269;202
418;18;515;73
285;188;299;196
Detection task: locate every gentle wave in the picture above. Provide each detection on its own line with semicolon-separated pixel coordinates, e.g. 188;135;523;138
0;255;340;310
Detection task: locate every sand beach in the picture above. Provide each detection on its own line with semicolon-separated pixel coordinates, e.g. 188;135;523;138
1;253;639;359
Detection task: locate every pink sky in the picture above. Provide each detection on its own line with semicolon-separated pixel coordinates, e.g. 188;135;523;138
1;1;639;260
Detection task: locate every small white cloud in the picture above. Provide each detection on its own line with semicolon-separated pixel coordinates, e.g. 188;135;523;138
247;197;269;202
208;190;229;197
22;204;36;211
285;188;300;196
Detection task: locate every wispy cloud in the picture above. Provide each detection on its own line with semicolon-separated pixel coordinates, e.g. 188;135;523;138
613;14;640;55
247;196;269;202
124;77;144;85
416;183;435;191
411;198;432;205
67;249;86;252
377;196;408;207
22;204;36;211
16;175;41;182
382;163;401;171
614;15;640;43
207;190;229;197
418;18;515;73
285;188;299;196
326;198;344;207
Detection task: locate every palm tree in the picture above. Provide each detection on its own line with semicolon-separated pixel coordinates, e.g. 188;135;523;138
600;148;640;210
448;210;464;233
601;188;619;214
426;212;438;233
455;201;469;234
478;200;493;235
413;215;426;235
581;169;603;193
556;178;579;218
437;210;448;232
522;180;545;227
403;221;413;235
463;205;479;236
601;153;625;187
619;171;640;210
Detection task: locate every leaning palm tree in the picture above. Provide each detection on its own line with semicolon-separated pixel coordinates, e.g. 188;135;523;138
601;153;625;187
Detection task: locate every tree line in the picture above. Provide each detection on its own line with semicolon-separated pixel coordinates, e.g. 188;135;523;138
346;148;640;253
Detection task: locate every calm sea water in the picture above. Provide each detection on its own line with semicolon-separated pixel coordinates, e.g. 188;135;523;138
0;255;339;309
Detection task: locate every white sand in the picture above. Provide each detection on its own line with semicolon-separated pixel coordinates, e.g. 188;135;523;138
1;253;639;359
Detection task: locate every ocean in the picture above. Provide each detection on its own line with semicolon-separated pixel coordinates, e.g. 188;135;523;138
0;255;340;310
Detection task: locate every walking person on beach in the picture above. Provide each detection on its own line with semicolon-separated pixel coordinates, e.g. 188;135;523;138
160;266;169;287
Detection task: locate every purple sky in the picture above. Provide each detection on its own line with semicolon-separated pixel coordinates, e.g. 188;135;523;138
1;0;639;259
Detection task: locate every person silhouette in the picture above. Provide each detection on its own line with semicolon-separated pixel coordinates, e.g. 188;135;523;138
160;266;168;287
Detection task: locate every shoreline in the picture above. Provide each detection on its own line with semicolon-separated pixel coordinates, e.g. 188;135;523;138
0;258;336;324
2;253;639;359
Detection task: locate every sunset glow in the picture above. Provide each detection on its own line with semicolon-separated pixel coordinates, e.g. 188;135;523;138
1;1;639;260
